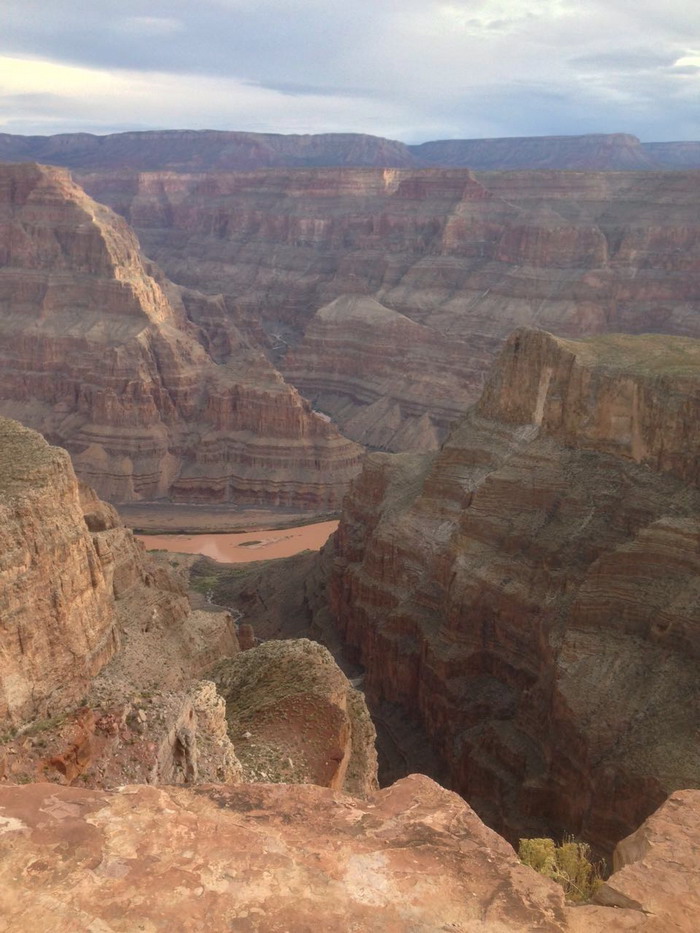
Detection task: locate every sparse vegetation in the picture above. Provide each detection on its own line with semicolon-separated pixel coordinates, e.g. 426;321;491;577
518;836;604;903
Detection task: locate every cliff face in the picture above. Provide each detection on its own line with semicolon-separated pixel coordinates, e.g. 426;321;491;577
80;166;700;451
0;418;117;727
325;330;700;854
0;416;242;789
1;778;698;931
0;163;363;506
282;294;479;449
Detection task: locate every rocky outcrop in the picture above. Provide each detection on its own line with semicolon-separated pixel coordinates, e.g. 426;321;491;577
0;418;118;727
0;162;363;507
0;776;698;931
80;165;700;452
0;416;242;788
0;681;242;789
594;789;700;923
213;639;378;796
324;330;700;854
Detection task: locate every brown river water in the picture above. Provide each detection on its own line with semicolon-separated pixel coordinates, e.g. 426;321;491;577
137;520;339;564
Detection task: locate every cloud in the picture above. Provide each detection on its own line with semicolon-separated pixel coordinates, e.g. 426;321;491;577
570;49;679;72
0;0;699;141
117;17;185;37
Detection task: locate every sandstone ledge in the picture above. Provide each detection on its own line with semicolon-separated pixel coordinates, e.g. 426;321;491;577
0;777;698;931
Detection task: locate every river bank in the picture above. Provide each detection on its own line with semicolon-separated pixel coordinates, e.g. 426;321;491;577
137;520;339;564
118;502;338;535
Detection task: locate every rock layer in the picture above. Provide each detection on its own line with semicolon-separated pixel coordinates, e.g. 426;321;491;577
0;418;117;727
324;329;700;854
0;415;243;788
0;162;363;506
80;166;700;450
0;776;698;931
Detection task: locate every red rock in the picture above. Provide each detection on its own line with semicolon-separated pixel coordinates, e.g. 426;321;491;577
0;776;697;931
80;166;700;453
323;329;700;853
0;162;363;507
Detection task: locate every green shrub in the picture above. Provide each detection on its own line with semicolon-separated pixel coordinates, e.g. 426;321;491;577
518;836;603;902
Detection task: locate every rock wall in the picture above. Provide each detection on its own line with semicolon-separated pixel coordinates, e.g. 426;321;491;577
80;166;700;451
324;329;700;854
0;418;118;727
0;416;243;789
0;162;363;507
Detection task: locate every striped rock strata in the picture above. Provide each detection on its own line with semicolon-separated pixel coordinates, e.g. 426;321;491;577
0;162;362;507
324;329;700;854
80;166;700;450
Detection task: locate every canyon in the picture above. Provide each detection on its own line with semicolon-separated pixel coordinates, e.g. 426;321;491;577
2;151;699;481
1;131;700;928
0;162;363;507
1;333;699;928
13;416;700;930
78;164;700;450
318;328;700;856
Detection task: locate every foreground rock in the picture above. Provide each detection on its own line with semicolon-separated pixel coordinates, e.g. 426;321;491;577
0;776;697;932
213;639;377;795
0;162;362;507
323;329;700;853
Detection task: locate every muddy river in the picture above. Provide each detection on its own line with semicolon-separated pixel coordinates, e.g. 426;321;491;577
137;520;338;564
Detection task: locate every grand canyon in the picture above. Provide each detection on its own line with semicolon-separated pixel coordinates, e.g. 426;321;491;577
1;129;699;931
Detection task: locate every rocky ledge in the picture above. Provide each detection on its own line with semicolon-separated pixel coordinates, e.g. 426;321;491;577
0;776;698;931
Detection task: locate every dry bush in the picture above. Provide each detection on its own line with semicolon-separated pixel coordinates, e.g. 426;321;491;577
518;836;604;902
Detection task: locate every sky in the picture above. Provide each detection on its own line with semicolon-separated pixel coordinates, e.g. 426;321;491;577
1;0;699;142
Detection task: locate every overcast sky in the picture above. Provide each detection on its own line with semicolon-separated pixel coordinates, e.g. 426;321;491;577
1;0;699;141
